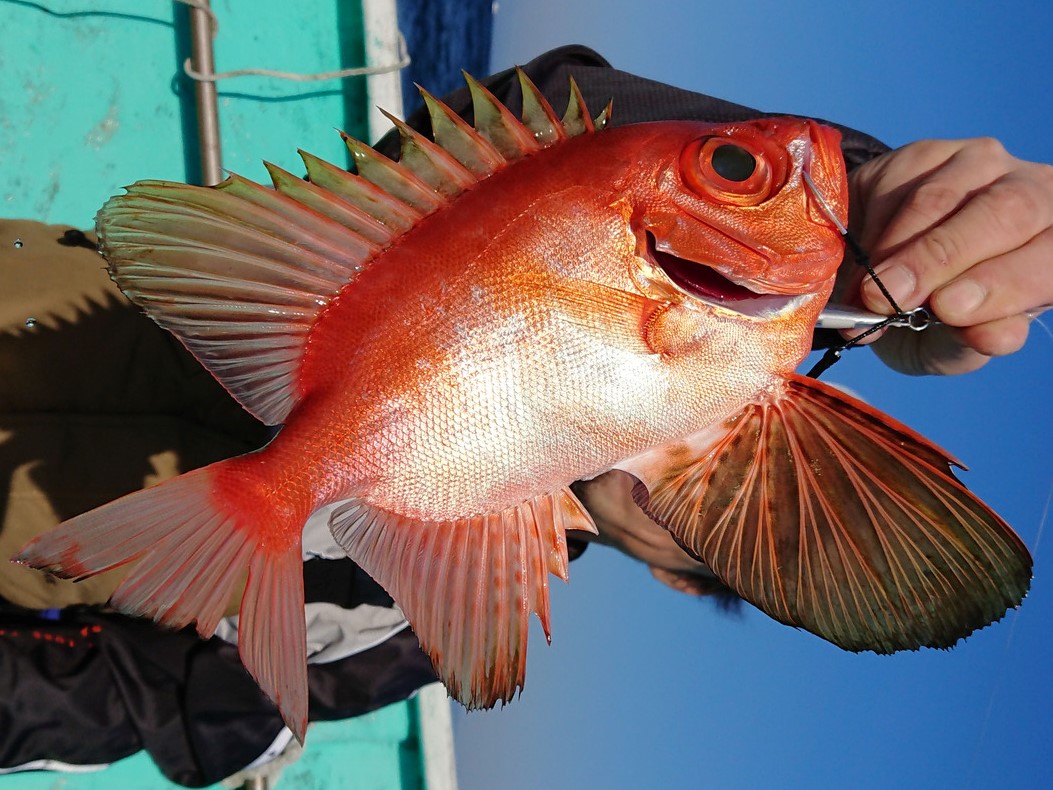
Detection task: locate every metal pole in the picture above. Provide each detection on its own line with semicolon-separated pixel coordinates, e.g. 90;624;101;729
188;0;223;185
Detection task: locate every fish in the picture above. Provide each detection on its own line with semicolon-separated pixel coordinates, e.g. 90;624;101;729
16;70;1031;743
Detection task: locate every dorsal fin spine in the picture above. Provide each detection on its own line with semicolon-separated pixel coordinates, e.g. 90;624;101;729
462;71;541;161
341;131;444;214
594;99;614;131
516;67;567;145
561;77;594;136
298;149;419;233
418;86;506;176
379;108;478;197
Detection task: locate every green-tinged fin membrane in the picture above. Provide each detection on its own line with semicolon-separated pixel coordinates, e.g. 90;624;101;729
463;71;542;161
561;77;594;137
516;67;567;145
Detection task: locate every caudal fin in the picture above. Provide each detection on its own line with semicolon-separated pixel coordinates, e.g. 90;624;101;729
14;462;309;742
624;373;1032;654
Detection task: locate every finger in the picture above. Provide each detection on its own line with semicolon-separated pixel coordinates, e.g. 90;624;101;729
956;314;1032;358
871;324;992;376
930;225;1053;326
850;140;968;252
867;139;1018;252
870;314;1034;376
862;162;1052;311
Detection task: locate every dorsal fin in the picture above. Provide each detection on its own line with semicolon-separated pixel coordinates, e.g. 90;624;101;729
517;67;568;144
463;71;542;160
561;77;595;136
379;108;477;196
96;73;609;426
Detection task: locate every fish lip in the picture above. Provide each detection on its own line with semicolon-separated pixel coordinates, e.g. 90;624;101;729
645;233;802;318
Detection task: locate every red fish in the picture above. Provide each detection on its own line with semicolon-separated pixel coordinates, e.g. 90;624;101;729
16;71;1031;742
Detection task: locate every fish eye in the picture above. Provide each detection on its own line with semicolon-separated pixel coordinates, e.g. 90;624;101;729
710;144;757;182
679;136;778;206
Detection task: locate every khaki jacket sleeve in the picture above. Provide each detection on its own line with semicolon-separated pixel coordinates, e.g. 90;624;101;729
0;219;269;610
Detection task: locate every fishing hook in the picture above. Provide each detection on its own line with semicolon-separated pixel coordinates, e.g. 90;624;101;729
802;170;924;378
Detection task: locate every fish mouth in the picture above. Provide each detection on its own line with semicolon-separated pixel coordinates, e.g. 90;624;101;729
646;233;800;318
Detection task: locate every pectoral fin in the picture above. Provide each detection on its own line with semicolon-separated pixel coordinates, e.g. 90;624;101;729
622;373;1032;653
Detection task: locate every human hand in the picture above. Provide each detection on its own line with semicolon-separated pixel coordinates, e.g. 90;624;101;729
571;471;726;596
840;138;1053;375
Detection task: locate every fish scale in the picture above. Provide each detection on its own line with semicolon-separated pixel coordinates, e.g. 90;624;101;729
16;69;1031;744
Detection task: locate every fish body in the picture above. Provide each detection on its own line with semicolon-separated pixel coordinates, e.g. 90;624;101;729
279;119;839;519
17;72;1031;742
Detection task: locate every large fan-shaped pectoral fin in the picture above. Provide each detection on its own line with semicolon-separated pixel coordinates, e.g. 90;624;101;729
624;374;1032;653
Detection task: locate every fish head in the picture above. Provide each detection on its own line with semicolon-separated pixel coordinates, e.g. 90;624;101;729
631;117;848;320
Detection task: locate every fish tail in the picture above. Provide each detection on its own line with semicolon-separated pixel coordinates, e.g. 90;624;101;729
14;458;310;742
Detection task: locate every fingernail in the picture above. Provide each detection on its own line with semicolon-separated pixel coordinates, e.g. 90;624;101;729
936;279;985;318
863;265;914;310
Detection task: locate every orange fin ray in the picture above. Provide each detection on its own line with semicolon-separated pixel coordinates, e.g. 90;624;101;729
329;488;595;708
624;373;1032;653
14;463;311;743
97;175;374;425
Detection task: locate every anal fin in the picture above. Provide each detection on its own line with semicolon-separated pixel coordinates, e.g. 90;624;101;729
622;373;1032;654
328;488;595;708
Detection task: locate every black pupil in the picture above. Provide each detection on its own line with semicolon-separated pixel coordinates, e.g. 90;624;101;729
711;144;757;182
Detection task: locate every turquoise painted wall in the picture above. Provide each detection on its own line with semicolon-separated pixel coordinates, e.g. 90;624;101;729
2;0;368;227
2;1;421;787
1;705;421;789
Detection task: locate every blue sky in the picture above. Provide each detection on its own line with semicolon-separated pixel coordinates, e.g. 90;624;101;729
452;2;1053;789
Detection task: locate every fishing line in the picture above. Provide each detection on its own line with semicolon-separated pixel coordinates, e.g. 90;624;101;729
962;307;1053;788
1029;313;1053;344
963;476;1051;790
802;171;911;378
